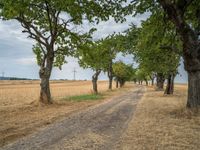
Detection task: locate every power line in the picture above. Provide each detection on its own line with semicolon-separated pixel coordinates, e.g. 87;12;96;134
72;68;77;80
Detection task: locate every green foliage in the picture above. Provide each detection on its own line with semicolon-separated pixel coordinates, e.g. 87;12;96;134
113;61;135;84
77;41;108;72
135;67;150;82
101;34;122;60
119;24;140;54
131;0;200;35
133;12;181;77
33;44;43;66
77;34;123;73
0;0;129;70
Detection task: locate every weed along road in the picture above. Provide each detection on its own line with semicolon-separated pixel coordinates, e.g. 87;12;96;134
1;86;145;150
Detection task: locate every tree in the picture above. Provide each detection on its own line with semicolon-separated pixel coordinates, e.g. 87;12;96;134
135;67;150;86
77;41;107;94
0;0;128;103
113;61;135;87
101;34;122;90
131;0;200;108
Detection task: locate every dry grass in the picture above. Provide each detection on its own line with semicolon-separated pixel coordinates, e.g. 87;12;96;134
120;84;200;150
0;80;110;107
0;80;131;147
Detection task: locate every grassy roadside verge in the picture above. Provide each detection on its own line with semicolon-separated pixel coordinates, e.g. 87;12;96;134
61;83;134;102
119;85;200;150
63;94;104;102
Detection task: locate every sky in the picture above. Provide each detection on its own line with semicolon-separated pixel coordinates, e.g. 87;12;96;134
0;14;188;83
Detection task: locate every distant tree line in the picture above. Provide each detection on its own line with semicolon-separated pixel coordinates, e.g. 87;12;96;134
0;77;33;80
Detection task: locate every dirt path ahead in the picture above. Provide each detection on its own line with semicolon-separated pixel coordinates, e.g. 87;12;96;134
1;86;144;150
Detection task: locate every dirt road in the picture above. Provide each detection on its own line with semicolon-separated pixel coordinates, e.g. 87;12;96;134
1;86;144;150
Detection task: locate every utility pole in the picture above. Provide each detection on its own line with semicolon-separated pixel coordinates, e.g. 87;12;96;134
2;71;4;78
72;68;77;81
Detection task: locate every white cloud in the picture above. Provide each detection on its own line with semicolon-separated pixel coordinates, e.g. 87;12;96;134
15;57;36;65
0;20;33;44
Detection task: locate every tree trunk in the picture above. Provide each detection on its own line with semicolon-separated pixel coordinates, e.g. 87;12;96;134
151;78;154;86
108;76;113;89
108;60;113;90
187;71;200;108
150;74;155;86
119;80;123;88
156;73;165;90
40;74;51;103
39;48;54;104
92;70;101;94
116;79;119;88
145;79;148;86
164;74;175;94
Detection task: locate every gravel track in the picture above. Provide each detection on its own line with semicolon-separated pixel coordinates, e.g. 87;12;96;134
1;86;144;150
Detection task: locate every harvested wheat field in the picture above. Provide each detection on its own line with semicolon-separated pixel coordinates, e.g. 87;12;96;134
0;80;132;147
118;84;200;150
0;80;112;107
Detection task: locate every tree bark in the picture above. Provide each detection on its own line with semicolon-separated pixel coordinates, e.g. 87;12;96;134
108;59;113;90
108;76;113;89
151;78;154;86
119;79;125;88
156;73;165;90
92;70;101;94
116;79;119;88
40;73;51;104
187;71;200;108
39;51;54;104
150;74;155;86
119;80;123;88
164;74;175;94
145;79;148;86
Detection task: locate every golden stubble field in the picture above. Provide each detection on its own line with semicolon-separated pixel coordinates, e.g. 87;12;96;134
0;80;111;107
0;80;126;147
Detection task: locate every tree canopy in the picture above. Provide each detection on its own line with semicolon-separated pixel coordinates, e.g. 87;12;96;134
113;61;135;87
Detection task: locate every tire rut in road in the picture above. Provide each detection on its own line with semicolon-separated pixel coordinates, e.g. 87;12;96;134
1;86;145;150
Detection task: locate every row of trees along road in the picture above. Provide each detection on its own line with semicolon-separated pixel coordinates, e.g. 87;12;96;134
135;12;181;94
0;0;129;104
1;0;200;108
120;20;181;95
130;0;200;108
77;34;134;94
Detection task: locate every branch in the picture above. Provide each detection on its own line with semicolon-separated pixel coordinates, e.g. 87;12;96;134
16;16;48;47
45;1;53;36
38;43;47;55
